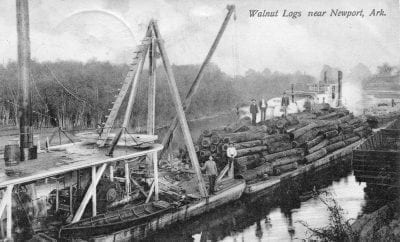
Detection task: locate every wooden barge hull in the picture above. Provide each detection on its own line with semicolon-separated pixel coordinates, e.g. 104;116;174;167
353;121;400;185
244;140;362;195
73;179;245;241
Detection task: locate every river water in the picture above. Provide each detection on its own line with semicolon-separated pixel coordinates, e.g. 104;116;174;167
144;161;368;242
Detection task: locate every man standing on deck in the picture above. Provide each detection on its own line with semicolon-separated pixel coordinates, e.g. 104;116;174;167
259;98;267;121
304;96;312;112
201;156;218;195
250;99;258;125
281;92;290;117
226;142;237;178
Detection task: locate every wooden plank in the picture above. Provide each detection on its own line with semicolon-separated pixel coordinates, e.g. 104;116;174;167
0;144;163;188
6;185;12;240
147;36;156;135
72;163;108;222
92;166;96;216
153;153;159;201
152;21;208;197
124;161;130;197
216;164;229;183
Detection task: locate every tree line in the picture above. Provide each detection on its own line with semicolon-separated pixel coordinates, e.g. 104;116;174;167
0;60;330;131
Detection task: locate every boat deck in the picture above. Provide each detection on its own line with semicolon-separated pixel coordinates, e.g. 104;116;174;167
0;142;163;188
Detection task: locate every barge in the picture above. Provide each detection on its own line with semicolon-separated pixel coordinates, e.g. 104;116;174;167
244;139;363;196
353;119;400;186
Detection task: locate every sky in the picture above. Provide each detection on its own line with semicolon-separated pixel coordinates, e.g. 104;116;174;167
0;0;399;77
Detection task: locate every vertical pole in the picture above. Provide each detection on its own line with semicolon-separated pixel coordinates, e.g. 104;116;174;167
58;128;61;145
153;152;159;201
36;134;40;151
152;21;208;197
56;179;59;211
160;5;236;156
147;35;156;135
146;34;157;174
69;185;73;214
91;166;96;216
6;185;12;240
291;84;294;103
16;0;34;158
337;71;343;107
124;161;130;197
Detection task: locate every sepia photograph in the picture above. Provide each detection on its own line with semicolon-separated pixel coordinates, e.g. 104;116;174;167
0;0;399;241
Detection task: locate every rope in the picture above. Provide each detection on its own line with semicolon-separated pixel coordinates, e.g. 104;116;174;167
44;64;91;106
30;72;48;111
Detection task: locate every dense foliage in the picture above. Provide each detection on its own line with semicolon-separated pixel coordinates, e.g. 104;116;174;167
0;60;316;130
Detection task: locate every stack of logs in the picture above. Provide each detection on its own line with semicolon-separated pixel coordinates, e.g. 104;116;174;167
195;108;372;182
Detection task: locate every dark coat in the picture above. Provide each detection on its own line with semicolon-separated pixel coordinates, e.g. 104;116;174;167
250;104;258;114
281;96;290;106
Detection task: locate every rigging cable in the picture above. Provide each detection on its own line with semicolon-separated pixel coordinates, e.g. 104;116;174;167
44;64;91;106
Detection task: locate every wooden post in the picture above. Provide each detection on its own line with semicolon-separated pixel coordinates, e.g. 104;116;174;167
0;186;13;240
0;185;13;240
147;35;156;136
69;185;73;214
153;152;159;201
91;166;97;216
146;34;157;173
124;161;130;197
6;185;12;241
55;179;59;211
160;5;236;156
152;21;208;197
72;164;107;222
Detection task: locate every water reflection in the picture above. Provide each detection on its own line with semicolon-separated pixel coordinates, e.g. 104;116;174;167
143;161;367;242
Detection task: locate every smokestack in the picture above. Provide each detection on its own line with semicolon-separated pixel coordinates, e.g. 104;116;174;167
291;83;294;102
324;71;327;83
16;0;35;160
337;71;343;107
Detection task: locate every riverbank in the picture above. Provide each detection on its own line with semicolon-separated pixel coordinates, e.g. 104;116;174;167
352;198;400;241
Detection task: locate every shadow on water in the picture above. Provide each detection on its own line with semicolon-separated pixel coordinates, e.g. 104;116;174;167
142;158;368;242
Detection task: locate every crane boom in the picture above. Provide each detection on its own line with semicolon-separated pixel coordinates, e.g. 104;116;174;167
160;5;236;156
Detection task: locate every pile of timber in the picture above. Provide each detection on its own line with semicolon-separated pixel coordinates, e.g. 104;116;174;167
291;108;373;164
195;108;373;182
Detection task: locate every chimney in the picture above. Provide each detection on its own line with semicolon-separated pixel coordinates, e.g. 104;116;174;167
337;71;343;107
17;0;36;161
